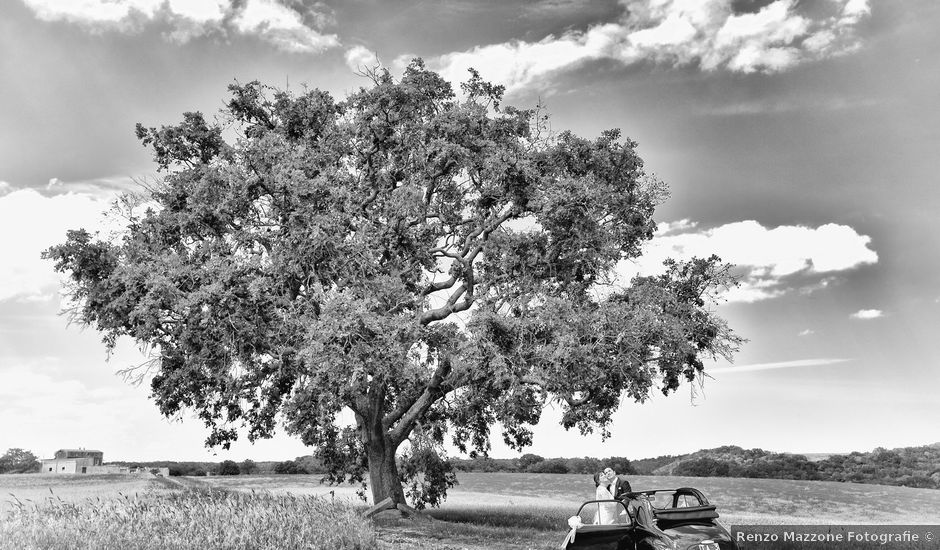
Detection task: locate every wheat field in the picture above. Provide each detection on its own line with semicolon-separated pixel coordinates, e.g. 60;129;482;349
2;472;936;549
192;472;940;524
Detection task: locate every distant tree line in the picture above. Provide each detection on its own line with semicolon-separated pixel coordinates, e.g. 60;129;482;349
451;454;637;475
659;445;940;490
111;455;326;477
0;449;326;477
5;444;936;490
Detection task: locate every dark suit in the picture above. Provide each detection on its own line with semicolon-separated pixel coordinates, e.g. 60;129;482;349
610;475;633;499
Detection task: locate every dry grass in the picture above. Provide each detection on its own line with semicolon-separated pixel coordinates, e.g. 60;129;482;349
3;472;935;550
439;473;940;524
0;487;375;550
0;474;163;513
372;508;562;550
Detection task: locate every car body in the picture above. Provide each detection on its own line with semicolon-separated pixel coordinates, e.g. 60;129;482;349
563;487;738;550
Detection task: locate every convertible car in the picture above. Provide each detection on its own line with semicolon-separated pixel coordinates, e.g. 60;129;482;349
562;487;738;550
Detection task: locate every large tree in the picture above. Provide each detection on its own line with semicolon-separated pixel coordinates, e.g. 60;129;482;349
45;60;740;507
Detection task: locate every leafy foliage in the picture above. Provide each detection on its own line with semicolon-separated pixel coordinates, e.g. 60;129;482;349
452;455;637;476
815;444;940;489
273;459;310;475
169;464;207;477
240;459;258;475
216;460;240;475
44;60;740;506
524;458;570;474
0;449;40;474
397;434;458;509
645;444;940;489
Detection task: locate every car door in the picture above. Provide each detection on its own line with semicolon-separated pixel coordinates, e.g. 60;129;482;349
563;500;635;550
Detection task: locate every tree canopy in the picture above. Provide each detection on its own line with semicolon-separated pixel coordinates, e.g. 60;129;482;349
216;460;241;476
0;448;40;474
45;60;740;506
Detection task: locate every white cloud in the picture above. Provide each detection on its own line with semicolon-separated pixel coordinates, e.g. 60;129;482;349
850;308;883;320
714;1;807;47
0;187;116;302
166;0;226;24
656;218;698;235
0;356;313;461
803;29;836;53
344;45;381;73
798;329;815;336
19;0;338;53
699;96;878;116
428;0;870;92
841;0;871;24
432;24;620;95
627;12;698;48
708;0;808;72
232;0;338;53
618;219;878;303
0;181;13;197
0;359;163;459
708;357;850;374
721;278;786;303
22;0;162;25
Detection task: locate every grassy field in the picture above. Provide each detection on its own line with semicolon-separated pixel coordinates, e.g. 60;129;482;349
0;483;374;550
189;472;940;548
192;472;940;524
0;474;166;513
2;472;937;549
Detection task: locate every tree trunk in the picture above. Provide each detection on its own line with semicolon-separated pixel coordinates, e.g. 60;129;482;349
365;430;406;506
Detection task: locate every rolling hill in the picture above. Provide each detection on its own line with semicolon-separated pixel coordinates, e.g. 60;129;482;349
632;443;940;490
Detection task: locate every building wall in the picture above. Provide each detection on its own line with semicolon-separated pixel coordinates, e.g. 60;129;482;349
42;459;75;473
54;450;103;465
41;458;97;474
40;453;168;477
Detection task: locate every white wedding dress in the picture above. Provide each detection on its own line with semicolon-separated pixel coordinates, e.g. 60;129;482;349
593;485;618;524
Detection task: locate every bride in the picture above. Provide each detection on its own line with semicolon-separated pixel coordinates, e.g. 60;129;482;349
592;470;619;524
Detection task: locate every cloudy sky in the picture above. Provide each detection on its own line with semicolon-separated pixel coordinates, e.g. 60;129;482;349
1;0;937;463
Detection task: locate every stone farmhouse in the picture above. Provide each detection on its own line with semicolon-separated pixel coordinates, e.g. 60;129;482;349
41;449;168;476
41;449;104;474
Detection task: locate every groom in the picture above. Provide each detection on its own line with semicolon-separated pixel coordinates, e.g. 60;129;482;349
603;467;632;499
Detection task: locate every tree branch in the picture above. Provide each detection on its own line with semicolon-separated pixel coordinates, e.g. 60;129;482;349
422;276;458;296
419;284;468;324
563;389;593;408
387;358;452;445
520;374;547;386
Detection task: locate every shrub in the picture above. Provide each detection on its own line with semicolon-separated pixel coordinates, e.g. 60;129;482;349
273;460;308;475
0;449;40;474
240;459;257;475
674;458;731;477
168;464;207;477
516;454;545;471
217;460;240;476
526;458;570;474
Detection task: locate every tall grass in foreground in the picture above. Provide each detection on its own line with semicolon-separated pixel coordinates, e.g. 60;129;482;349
0;488;375;550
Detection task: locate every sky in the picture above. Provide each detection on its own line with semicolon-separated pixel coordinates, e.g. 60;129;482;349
1;0;938;463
